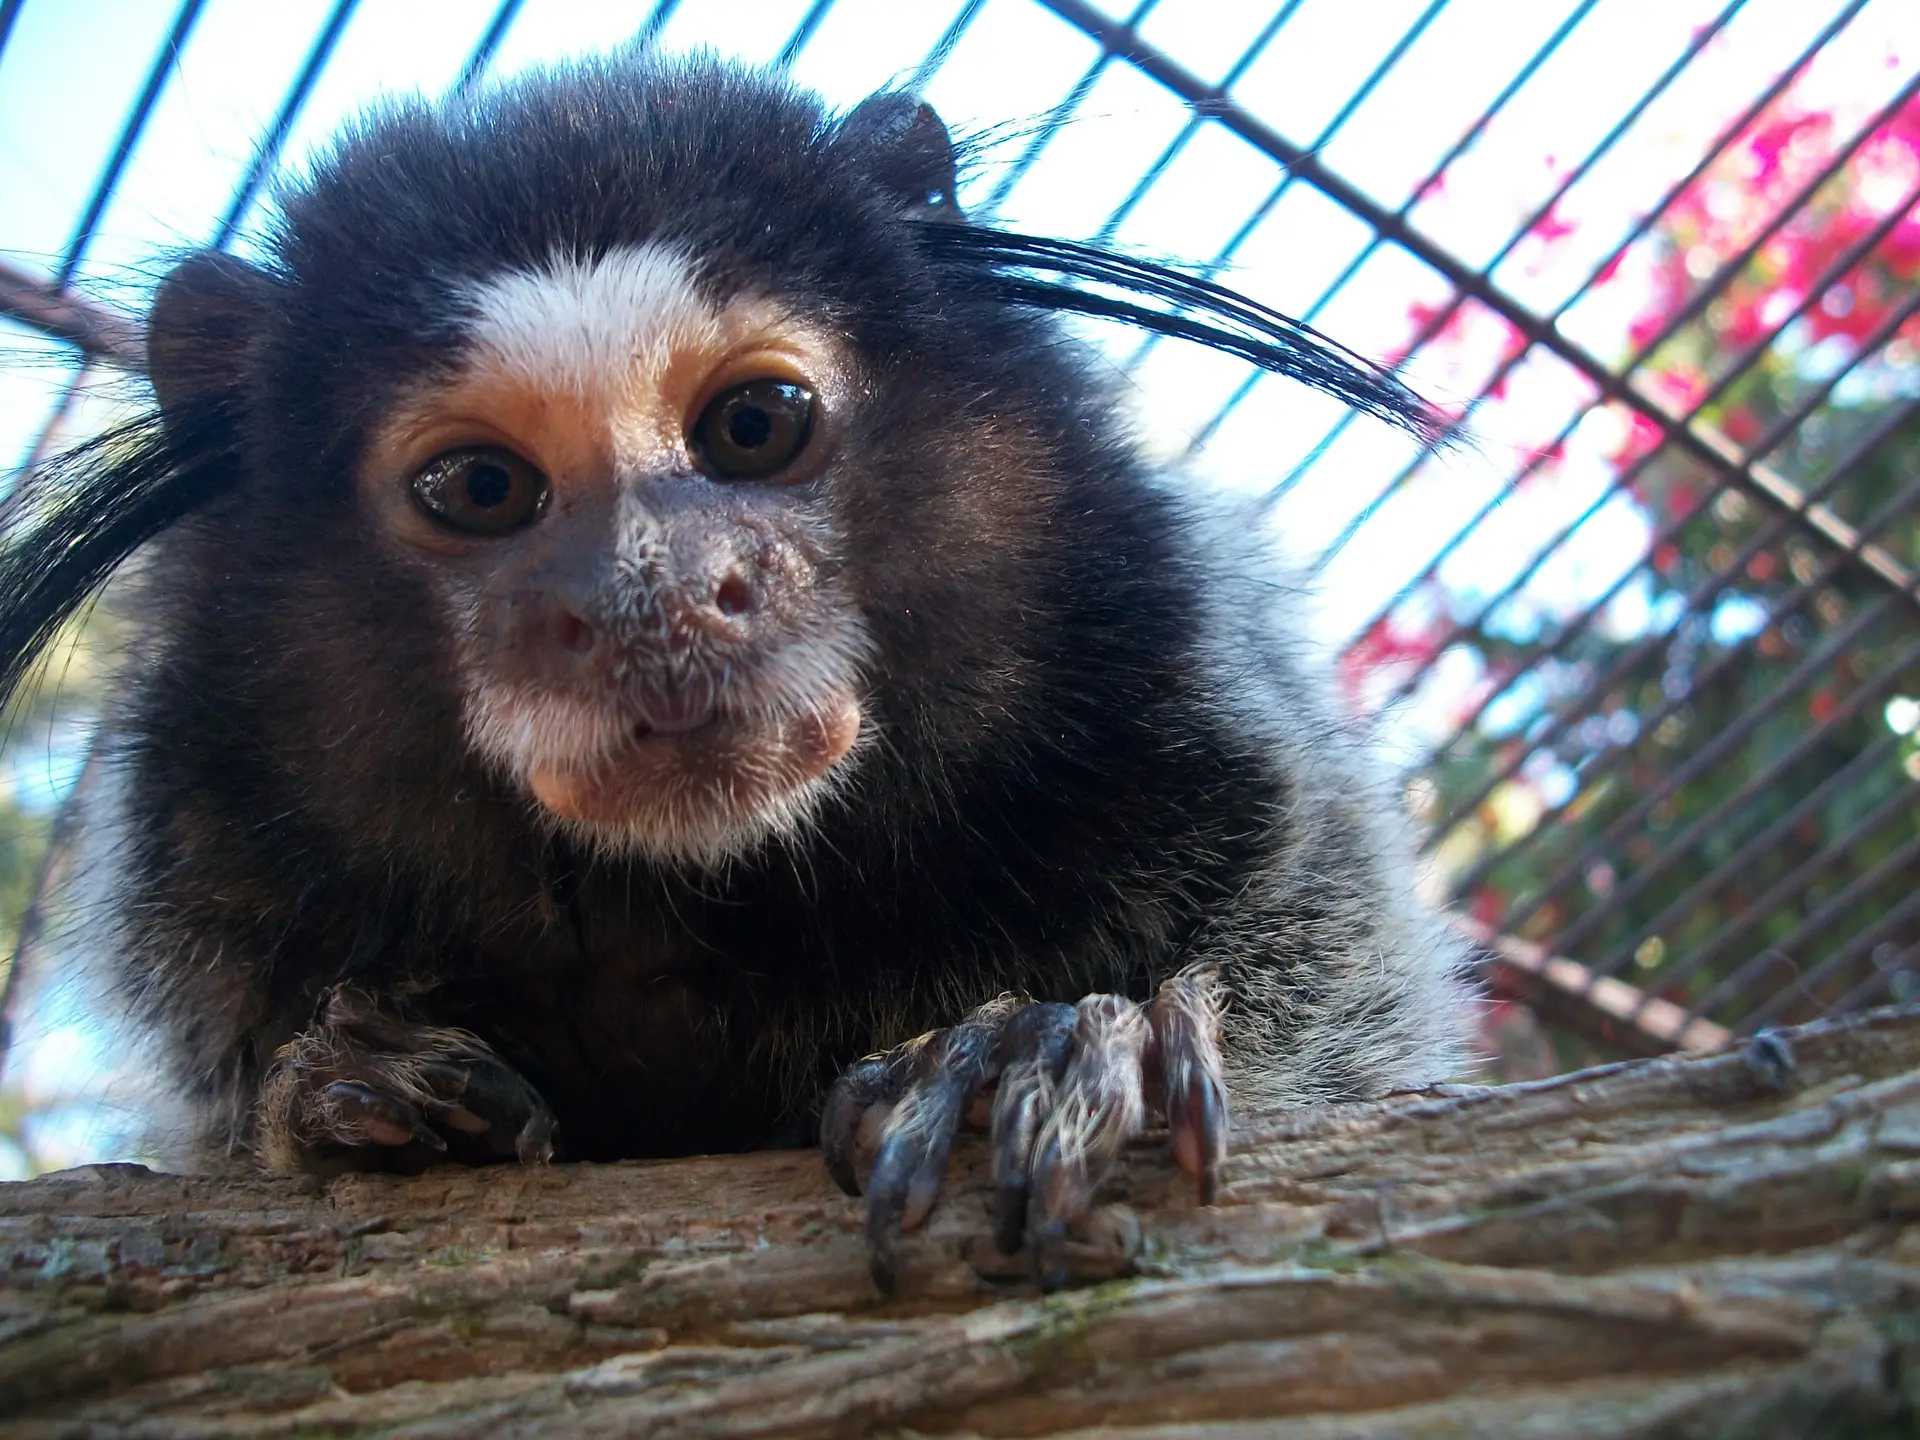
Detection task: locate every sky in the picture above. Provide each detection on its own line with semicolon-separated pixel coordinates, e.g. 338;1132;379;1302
0;0;1910;1172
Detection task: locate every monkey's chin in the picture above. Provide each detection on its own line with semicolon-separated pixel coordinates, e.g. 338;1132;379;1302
523;693;862;865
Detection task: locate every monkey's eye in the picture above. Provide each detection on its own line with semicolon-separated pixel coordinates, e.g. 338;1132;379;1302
690;380;815;481
410;448;549;536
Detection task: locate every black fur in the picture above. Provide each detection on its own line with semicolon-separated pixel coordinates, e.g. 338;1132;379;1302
0;55;1473;1167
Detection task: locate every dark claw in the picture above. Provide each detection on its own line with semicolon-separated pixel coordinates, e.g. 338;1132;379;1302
862;1142;911;1294
1029;1217;1070;1293
826;983;1225;1296
428;1054;561;1161
991;1076;1046;1257
515;1108;557;1165
1178;1071;1227;1206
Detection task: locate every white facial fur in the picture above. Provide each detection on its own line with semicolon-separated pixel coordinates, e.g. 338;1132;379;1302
368;243;874;867
460;243;723;467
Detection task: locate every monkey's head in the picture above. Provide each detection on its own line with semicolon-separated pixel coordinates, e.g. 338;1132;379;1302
1;57;1434;877
139;61;1065;869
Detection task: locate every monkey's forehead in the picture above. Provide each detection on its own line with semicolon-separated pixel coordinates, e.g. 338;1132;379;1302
364;243;849;487
271;58;919;344
449;248;835;398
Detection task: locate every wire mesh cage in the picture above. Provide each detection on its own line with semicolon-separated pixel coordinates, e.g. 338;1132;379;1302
0;0;1915;1168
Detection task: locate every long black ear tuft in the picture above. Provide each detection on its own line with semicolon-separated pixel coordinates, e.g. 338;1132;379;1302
0;251;268;716
914;225;1453;446
836;92;959;216
0;406;240;716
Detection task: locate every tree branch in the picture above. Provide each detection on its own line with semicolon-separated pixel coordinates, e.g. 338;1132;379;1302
4;1006;1919;1436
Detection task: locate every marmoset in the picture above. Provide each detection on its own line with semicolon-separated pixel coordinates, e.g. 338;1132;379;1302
0;54;1477;1291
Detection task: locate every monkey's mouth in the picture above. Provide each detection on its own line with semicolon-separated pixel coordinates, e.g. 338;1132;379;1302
628;688;721;738
521;688;863;844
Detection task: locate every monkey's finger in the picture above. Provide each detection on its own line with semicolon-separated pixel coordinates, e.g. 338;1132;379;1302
1147;967;1229;1205
822;996;1027;1198
315;986;439;1055
987;1002;1076;1255
820;1053;900;1197
415;1056;561;1162
1025;996;1148;1291
864;1012;1007;1295
322;1080;445;1151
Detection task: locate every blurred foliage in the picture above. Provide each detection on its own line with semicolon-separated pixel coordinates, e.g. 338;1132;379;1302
0;601;121;1177
1397;93;1920;1043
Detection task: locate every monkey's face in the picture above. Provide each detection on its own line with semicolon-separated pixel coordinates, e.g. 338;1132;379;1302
359;246;872;866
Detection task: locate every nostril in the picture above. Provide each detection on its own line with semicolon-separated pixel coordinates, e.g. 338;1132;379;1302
556;611;596;655
714;572;753;618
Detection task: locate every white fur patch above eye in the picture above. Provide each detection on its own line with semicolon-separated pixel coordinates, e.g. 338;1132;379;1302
460;243;720;398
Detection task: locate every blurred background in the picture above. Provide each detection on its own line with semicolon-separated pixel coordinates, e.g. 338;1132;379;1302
0;0;1915;1175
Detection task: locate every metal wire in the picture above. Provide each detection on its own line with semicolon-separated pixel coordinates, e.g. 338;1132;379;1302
1409;90;1920;846
774;0;835;72
1437;290;1920;904
1503;594;1919;931
56;0;207;286
1830;934;1920;1017
454;0;529;96
1165;0;1615;465
1483;412;1920;948
1614;727;1909;1006
210;0;361;249
1283;2;1874;596
906;0;989;93
1710;843;1920;1030
975;0;1162;222
1085;0;1299;250
1032;0;1877;525
0;0;24;71
1612;733;1913;1021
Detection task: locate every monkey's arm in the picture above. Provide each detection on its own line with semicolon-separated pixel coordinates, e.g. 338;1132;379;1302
820;971;1227;1294
257;987;558;1174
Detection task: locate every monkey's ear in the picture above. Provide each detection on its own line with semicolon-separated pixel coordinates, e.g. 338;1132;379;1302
147;251;274;420
835;92;958;215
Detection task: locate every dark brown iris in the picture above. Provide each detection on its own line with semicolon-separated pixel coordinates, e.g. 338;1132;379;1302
690;380;815;481
410;447;549;536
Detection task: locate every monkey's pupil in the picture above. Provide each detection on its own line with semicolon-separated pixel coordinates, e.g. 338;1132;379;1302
466;463;512;508
727;407;773;450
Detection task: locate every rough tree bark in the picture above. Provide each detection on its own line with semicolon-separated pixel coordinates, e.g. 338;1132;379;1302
4;1006;1920;1437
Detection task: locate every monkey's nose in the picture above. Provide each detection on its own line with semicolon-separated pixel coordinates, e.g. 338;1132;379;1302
713;570;754;619
671;568;757;638
647;555;763;646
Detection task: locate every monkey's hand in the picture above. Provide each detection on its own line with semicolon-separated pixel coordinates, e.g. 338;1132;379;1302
821;969;1227;1294
259;987;558;1173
